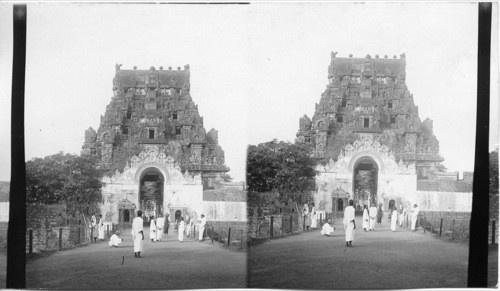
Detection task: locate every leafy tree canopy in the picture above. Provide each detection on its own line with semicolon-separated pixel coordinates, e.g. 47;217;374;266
247;140;317;203
490;149;499;195
26;152;103;216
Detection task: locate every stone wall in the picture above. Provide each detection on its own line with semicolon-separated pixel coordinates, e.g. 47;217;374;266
26;225;98;254
413;191;472;211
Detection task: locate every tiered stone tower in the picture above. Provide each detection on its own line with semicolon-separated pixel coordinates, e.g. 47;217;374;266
82;64;229;190
296;52;444;180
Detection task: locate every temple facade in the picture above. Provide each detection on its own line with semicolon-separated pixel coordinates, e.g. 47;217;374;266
296;52;471;213
82;65;245;225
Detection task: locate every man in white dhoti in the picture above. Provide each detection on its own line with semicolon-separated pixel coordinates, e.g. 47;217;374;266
108;231;123;247
149;216;157;242
199;214;207;241
390;207;398;232
321;219;335;236
343;200;356;247
185;215;192;238
362;205;369;232
98;214;105;240
369;204;377;231
411;204;419;231
156;215;165;241
178;217;185;242
310;203;317;229
131;210;144;258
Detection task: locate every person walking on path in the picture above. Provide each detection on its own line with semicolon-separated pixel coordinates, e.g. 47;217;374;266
303;204;311;231
362;205;369;232
156;214;165;241
164;214;170;236
390;207;398;232
178;217;185;242
199;214;207;241
376;205;383;225
343;200;356;247
369;204;377;230
132;210;144;258
411;204;420;231
98;214;105;241
149;215;157;242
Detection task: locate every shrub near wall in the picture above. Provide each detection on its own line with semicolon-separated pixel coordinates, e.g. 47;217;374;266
419;211;470;243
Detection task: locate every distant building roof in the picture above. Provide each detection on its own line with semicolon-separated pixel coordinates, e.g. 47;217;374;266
0;182;9;202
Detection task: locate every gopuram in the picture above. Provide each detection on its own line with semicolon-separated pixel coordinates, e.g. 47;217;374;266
296;52;472;214
82;64;245;225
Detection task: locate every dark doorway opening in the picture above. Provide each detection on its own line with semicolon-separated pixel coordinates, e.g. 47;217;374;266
353;157;378;209
139;168;164;218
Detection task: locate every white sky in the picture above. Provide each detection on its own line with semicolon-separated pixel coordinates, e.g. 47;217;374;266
0;2;498;182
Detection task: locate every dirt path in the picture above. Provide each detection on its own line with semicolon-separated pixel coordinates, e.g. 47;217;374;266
249;217;471;289
26;227;246;289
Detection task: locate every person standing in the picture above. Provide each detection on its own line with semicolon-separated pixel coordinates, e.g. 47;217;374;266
390;207;398;232
91;212;98;243
164;214;170;236
411;204;420;231
98;214;105;241
199;214;207;241
362;205;369;231
310;203;317;230
399;205;405;227
131;210;144;258
149;215;157;242
369;204;377;230
156;214;165;241
376;205;383;225
178;217;185;242
185;215;192;238
343;200;356;247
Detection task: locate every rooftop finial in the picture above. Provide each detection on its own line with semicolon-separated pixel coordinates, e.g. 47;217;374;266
159;66;163;70
375;54;379;59
133;66;137;70
366;54;371;59
168;66;172;70
177;66;181;71
349;54;353;58
331;51;338;58
150;66;155;71
400;53;406;59
393;55;397;59
384;55;388;59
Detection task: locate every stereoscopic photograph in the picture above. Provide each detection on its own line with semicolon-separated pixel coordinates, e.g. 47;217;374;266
0;1;497;289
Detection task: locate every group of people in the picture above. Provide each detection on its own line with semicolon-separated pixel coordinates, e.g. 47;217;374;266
339;200;421;247
303;202;318;230
361;204;384;232
130;211;207;258
90;212;106;243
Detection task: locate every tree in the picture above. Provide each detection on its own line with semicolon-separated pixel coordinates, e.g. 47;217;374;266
247;140;317;203
26;152;103;216
490;149;499;194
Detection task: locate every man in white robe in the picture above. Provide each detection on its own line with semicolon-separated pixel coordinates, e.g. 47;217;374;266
156;215;165;241
369;204;377;230
185;215;192;238
108;231;123;247
199;214;207;241
321;219;335;236
310;203;317;229
411;204;420;231
362;205;369;231
149;216;157;242
390;208;398;231
343;200;356;247
178;217;185;242
131;210;144;258
98;214;105;240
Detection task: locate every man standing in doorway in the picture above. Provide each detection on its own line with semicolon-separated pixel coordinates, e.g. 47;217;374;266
343;200;356;247
199;214;207;241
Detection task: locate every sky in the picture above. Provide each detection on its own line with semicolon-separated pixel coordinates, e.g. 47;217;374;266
0;2;498;182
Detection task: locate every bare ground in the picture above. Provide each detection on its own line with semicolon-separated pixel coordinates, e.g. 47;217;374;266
25;227;246;289
248;217;485;289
